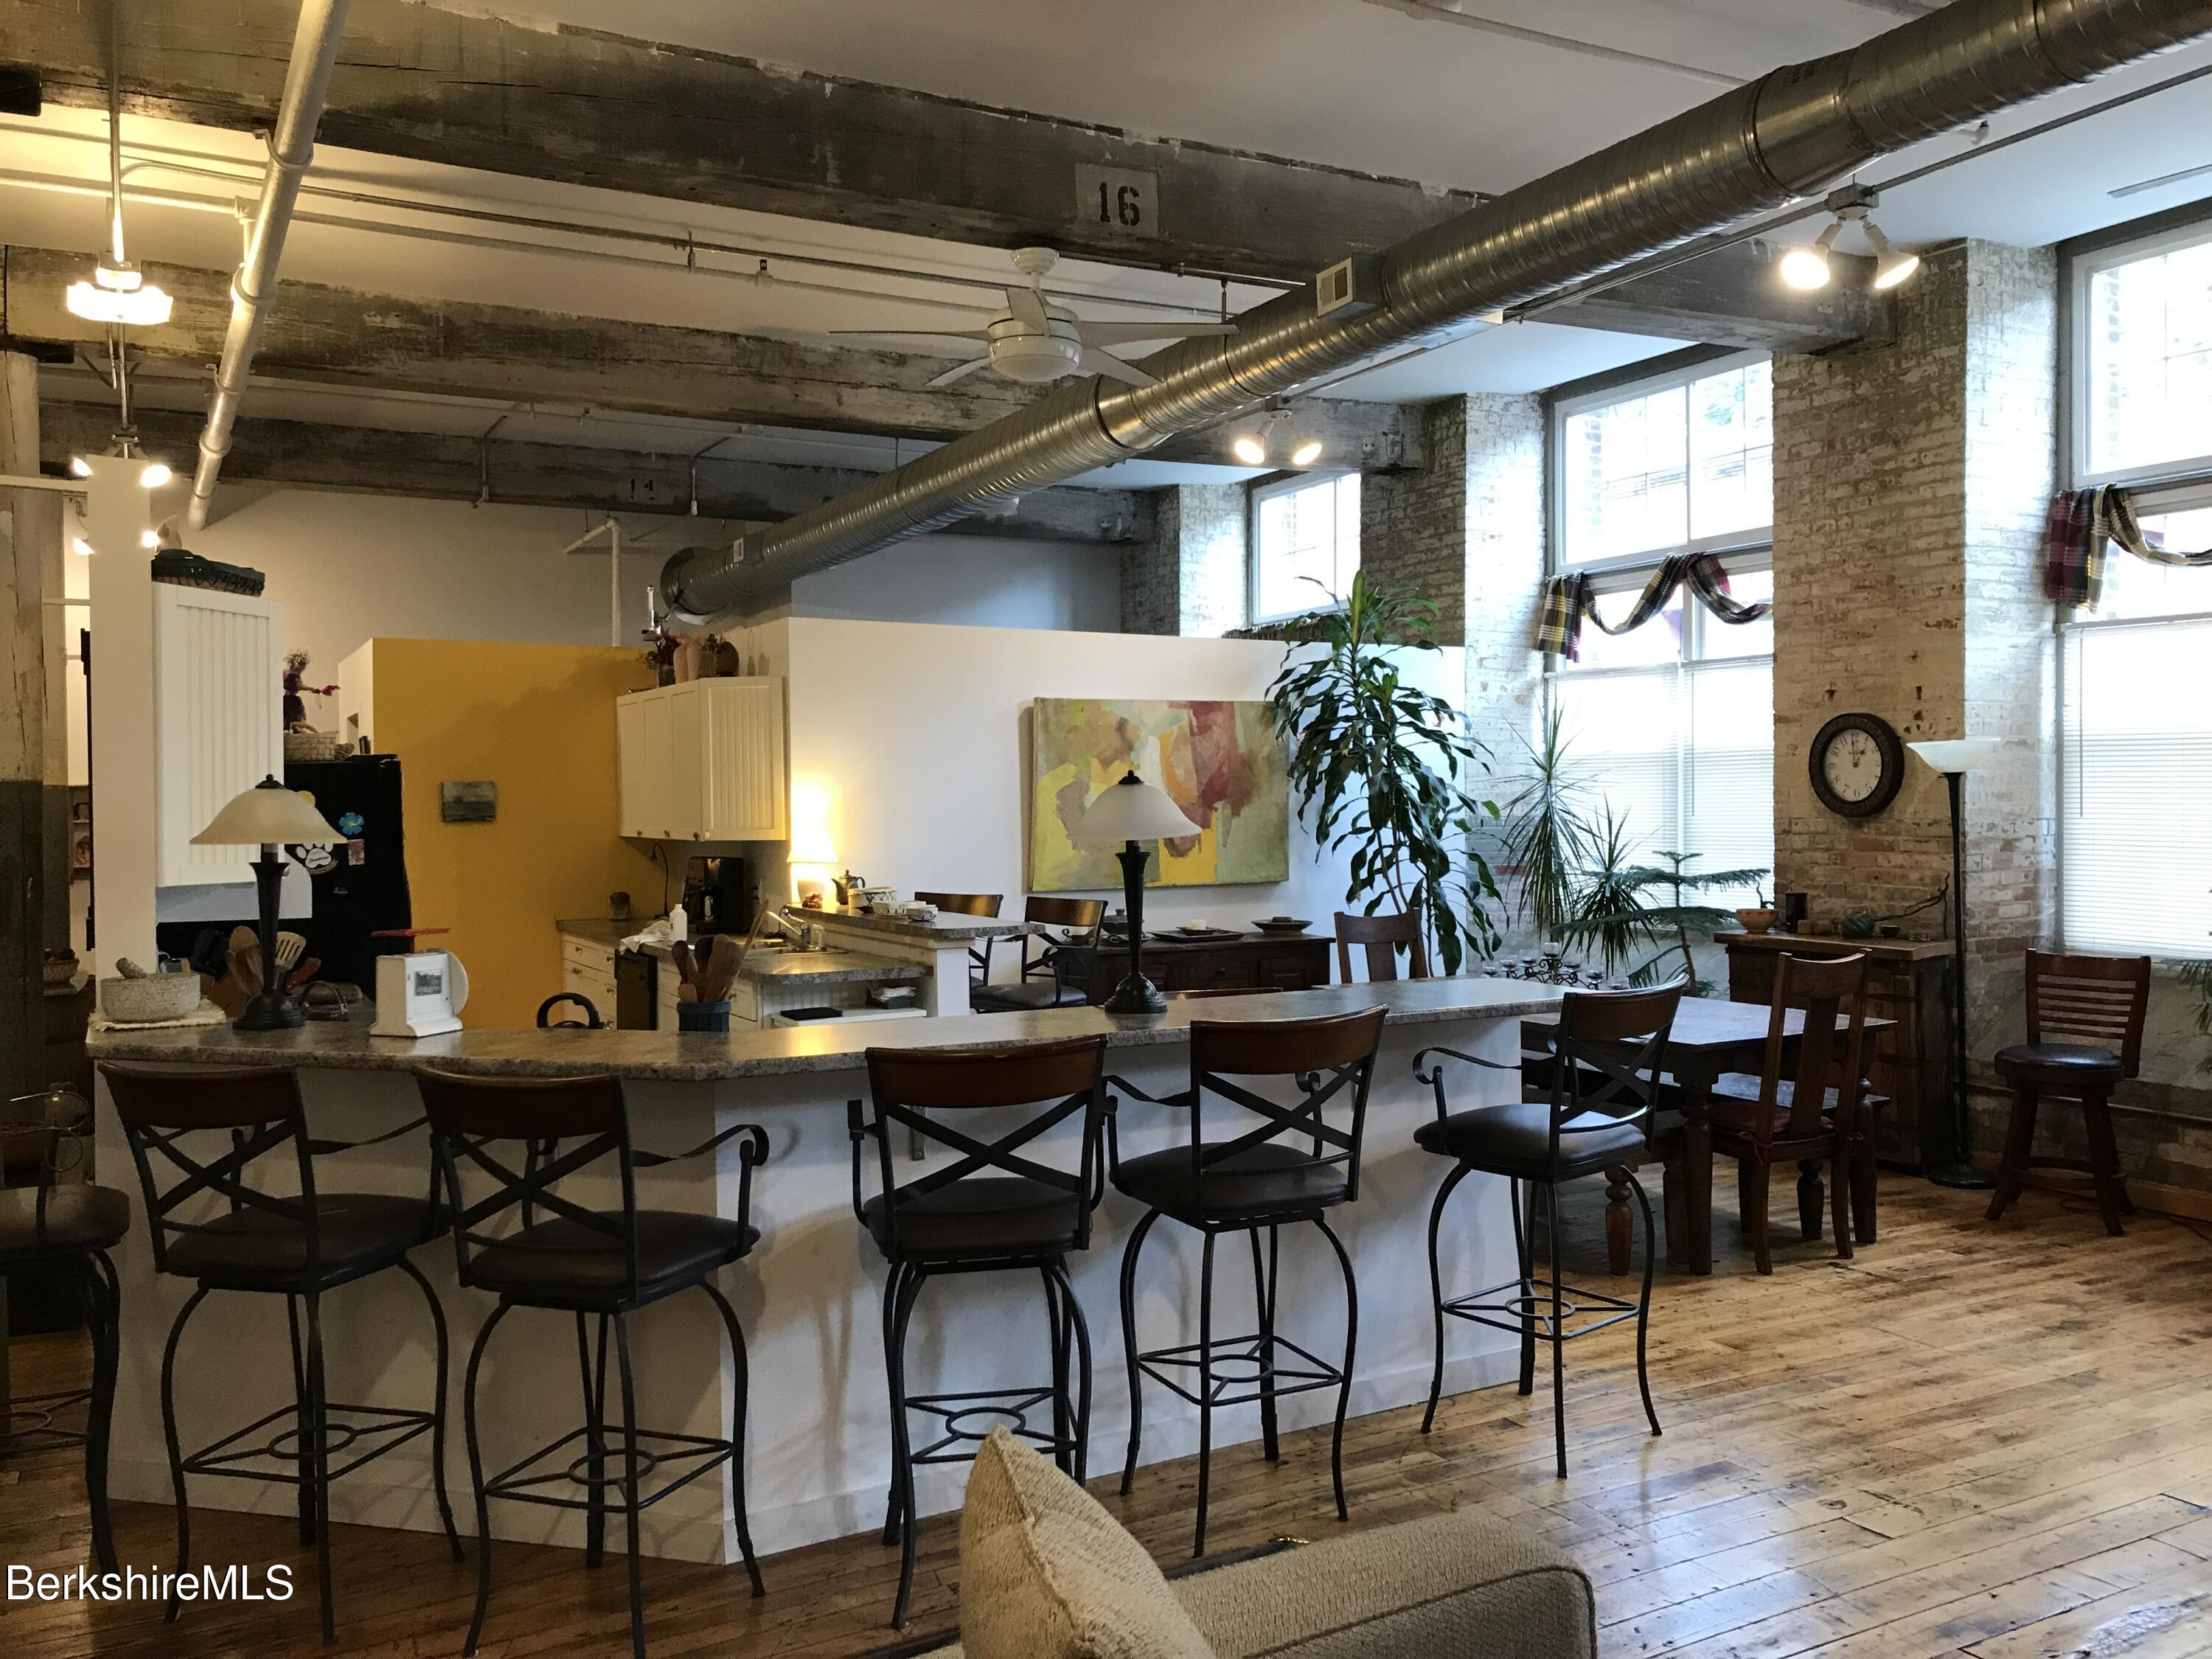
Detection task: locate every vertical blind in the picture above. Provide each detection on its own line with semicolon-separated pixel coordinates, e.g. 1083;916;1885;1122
2062;616;2212;957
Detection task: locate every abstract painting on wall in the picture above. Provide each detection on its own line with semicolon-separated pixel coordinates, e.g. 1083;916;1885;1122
1029;698;1290;891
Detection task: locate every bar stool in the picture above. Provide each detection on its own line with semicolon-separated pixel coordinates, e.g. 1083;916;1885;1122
970;897;1106;1012
1412;981;1680;1479
101;1061;459;1644
849;1034;1109;1627
1987;950;2152;1236
1;1091;129;1572
415;1070;770;1659
1111;1006;1386;1557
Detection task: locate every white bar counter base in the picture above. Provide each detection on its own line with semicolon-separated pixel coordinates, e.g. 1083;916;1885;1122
88;978;1558;1567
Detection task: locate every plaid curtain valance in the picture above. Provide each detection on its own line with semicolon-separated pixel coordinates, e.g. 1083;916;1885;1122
1533;552;1772;661
2045;484;2212;610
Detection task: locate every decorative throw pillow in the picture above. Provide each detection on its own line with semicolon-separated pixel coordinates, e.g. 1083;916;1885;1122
959;1427;1217;1659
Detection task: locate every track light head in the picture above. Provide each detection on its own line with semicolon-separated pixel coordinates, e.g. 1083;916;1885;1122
1862;218;1921;290
1779;220;1843;291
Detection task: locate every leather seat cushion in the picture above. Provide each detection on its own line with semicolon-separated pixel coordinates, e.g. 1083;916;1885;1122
1994;1042;2124;1082
1114;1144;1346;1221
0;1183;131;1261
164;1192;432;1288
1414;1101;1646;1180
971;980;1091;1012
863;1176;1083;1260
468;1208;759;1305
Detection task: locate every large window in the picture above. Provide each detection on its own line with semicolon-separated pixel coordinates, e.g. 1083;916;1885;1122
1250;471;1360;625
1555;352;1773;571
1546;352;1776;909
2060;218;2212;961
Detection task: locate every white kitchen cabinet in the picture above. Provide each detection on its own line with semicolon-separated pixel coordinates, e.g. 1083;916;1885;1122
152;583;284;888
615;679;786;842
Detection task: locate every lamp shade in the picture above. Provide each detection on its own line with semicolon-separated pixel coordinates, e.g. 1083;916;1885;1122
1906;737;2003;776
192;776;343;846
1070;772;1203;845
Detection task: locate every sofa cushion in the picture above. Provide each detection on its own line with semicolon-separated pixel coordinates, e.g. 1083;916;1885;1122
958;1427;1215;1659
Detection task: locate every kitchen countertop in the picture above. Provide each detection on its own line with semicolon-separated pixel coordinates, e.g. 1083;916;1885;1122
555;919;925;985
815;908;1035;942
88;977;1565;1082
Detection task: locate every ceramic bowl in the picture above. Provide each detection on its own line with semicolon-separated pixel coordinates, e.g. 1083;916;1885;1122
99;971;205;1024
1733;907;1777;936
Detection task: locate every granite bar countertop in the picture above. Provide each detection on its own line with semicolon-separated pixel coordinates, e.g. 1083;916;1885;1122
816;908;1035;943
555;919;925;986
88;978;1564;1082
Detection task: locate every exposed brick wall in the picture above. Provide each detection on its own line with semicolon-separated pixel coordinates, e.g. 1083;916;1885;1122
1121;483;1247;636
1362;399;1472;644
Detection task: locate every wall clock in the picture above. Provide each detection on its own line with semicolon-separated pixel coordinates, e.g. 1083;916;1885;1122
1809;712;1905;818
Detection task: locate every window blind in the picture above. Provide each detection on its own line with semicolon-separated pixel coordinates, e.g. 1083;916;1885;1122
2062;618;2212;957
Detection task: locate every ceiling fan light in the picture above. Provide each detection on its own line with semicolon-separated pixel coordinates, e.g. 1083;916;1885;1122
1231;431;1268;466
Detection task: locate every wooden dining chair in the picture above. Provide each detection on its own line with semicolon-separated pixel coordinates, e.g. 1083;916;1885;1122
1986;950;2152;1236
1699;951;1871;1276
913;891;1004;917
1333;911;1429;984
971;897;1105;1012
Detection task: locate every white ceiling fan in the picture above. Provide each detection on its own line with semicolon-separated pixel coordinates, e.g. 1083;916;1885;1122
836;246;1237;389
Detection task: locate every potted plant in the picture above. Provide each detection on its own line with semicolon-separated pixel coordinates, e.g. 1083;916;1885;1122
1496;706;1596;949
1267;572;1502;974
1567;844;1769;992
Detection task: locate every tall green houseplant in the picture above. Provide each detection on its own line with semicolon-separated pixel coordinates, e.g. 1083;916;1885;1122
1267;572;1502;974
1498;706;1596;947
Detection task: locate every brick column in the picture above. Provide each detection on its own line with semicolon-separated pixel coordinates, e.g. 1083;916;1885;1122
1771;240;2059;1161
1120;482;1245;636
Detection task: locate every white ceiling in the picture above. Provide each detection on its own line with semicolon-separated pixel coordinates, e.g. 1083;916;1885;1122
2;0;2207;447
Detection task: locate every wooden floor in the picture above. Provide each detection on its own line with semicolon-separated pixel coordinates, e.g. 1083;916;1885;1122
6;1174;2212;1659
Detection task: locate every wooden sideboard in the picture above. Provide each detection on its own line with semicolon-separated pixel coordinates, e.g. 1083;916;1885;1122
1721;932;1955;1173
1060;931;1334;1002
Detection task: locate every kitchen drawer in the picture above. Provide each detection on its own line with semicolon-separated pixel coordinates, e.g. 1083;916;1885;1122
561;934;617;975
1172;954;1259;992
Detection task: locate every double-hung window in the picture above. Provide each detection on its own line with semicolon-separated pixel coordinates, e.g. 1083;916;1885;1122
2060;216;2212;958
1249;471;1360;625
1545;352;1775;908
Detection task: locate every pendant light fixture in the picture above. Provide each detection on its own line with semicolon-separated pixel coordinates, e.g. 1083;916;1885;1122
1229;399;1324;468
1777;184;1917;294
64;0;172;327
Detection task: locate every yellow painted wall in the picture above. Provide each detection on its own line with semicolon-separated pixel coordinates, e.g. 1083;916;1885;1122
355;639;659;1029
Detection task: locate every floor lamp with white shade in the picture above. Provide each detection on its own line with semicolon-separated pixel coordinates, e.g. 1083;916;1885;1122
1069;771;1202;1016
1905;737;2003;1190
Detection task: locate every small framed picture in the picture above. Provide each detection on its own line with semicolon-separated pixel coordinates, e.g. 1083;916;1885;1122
440;781;497;824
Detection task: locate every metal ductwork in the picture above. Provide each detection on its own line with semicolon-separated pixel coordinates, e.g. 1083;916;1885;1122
184;0;352;530
663;0;2212;619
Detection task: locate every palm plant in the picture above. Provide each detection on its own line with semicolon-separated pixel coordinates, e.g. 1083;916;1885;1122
1564;807;1655;978
1267;571;1503;974
1497;705;1596;947
1569;847;1769;990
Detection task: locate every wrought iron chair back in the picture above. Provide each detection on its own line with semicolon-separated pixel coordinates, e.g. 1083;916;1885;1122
1182;1006;1387;1209
1539;981;1685;1158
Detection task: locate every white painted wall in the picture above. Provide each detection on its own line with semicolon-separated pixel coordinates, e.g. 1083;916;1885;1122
790;532;1121;633
782;616;1466;934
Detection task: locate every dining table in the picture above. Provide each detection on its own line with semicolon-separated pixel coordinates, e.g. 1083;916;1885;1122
1522;995;1896;1276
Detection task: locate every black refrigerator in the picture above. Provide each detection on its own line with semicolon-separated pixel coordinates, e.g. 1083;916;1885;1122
157;754;412;995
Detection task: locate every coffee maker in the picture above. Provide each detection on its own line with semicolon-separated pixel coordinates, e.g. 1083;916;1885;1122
681;856;750;935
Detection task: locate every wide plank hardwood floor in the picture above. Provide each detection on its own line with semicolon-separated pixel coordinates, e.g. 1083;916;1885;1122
4;1174;2211;1658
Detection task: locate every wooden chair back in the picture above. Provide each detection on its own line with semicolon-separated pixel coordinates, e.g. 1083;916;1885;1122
1750;952;1869;1144
1179;1006;1387;1207
1333;911;1430;984
2025;950;2152;1077
1542;981;1683;1147
916;891;1004;917
101;1062;319;1280
1025;896;1105;932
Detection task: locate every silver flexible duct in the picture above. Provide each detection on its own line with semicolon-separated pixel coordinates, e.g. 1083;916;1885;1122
184;0;352;530
662;0;2212;618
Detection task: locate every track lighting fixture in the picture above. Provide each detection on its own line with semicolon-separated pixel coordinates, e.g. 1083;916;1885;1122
1778;185;1918;293
1229;400;1324;468
1779;221;1842;291
139;461;173;489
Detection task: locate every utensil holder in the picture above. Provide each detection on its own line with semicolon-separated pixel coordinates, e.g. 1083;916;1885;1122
676;1000;731;1033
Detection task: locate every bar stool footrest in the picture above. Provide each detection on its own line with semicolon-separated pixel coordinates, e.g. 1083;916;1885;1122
2;1385;96;1453
1135;1331;1343;1411
1442;1279;1641;1346
901;1385;1079;1467
484;1423;736;1514
183;1401;439;1485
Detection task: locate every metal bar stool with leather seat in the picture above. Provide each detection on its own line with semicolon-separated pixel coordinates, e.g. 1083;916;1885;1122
1;1089;130;1573
1986;950;2152;1236
1703;953;1885;1266
1412;980;1682;1480
414;1070;771;1659
914;891;1006;991
100;1061;460;1644
849;1033;1110;1627
1110;1006;1386;1557
1333;911;1430;983
970;897;1106;1012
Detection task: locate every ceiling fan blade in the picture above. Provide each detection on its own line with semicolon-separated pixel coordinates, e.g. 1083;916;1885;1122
1080;348;1159;389
1075;321;1238;347
927;356;995;389
1004;283;1050;331
827;328;991;341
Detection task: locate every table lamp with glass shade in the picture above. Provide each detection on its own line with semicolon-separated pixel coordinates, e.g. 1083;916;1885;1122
191;776;343;1031
1070;771;1202;1015
1905;737;2003;1191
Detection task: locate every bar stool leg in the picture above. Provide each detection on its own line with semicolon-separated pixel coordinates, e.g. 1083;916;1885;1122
74;1252;120;1573
1543;1181;1567;1480
159;1285;209;1624
1421;1164;1470;1435
397;1257;463;1562
1117;1208;1160;1496
886;1265;926;1629
460;1302;509;1658
2082;1093;2129;1236
1048;1258;1093;1487
612;1311;647;1659
1314;1213;1357;1523
577;1312;606;1568
287;1295;315;1546
1192;1229;1217;1559
1629;1171;1661;1440
1513;1179;1536;1397
878;1262;909;1549
1250;1226;1279;1464
1986;1086;2038;1222
304;1290;335;1644
698;1281;765;1596
1042;1266;1071;1475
